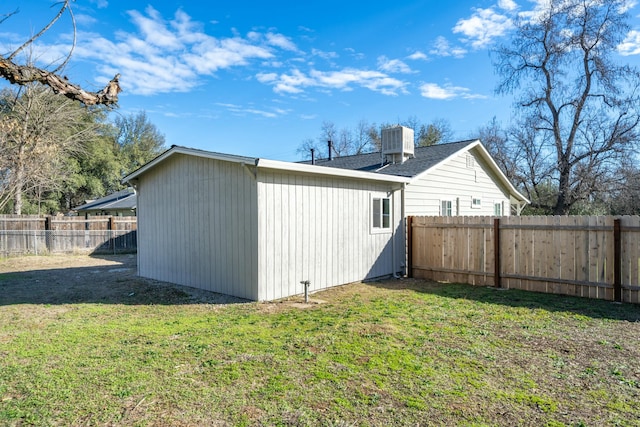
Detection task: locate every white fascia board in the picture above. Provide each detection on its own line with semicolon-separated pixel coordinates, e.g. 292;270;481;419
255;158;411;184
122;145;257;184
122;145;410;186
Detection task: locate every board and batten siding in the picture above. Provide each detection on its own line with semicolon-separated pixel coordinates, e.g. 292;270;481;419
256;170;404;301
404;148;512;217
136;154;259;300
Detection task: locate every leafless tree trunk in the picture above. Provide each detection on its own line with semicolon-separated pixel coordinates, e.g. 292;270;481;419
494;0;640;215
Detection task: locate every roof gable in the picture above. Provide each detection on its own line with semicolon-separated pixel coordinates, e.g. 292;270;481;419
305;139;529;204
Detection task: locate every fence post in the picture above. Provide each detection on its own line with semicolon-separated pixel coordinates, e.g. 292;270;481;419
614;218;622;303
494;218;502;288
407;216;413;278
109;216;116;254
44;216;52;252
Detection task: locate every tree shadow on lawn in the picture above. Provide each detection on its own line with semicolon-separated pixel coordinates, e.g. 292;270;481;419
0;254;249;306
367;278;640;322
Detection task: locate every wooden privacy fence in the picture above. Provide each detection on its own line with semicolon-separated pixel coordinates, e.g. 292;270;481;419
0;215;137;256
408;215;640;304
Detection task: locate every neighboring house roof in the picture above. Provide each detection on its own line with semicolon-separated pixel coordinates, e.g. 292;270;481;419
75;188;137;212
123;145;411;185
304;139;478;177
303;139;529;205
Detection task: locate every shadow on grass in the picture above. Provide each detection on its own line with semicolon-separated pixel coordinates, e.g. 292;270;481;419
0;254;249;306
366;278;640;322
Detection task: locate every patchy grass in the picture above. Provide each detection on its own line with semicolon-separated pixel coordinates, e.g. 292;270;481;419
1;258;639;426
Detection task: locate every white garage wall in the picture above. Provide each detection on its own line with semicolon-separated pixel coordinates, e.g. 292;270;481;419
256;169;404;301
136;154;259;300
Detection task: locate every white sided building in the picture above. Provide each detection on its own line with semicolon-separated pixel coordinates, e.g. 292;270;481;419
123;126;528;301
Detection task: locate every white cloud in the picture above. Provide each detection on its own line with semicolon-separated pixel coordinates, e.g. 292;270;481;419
299;114;318;120
498;0;518;11
618;0;637;13
90;0;109;8
311;48;339;60
127;7;183;50
619;30;640;55
517;0;553;22
377;56;413;73
430;36;467;58
256;72;278;83
75;14;98;26
216;102;289;118
345;47;365;60
453;8;514;48
268;69;315;94
265;32;298;51
260;68;408;96
419;83;485;100
516;0;635;23
64;7;297;95
407;51;428;60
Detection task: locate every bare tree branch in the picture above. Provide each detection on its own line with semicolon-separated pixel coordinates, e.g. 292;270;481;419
8;1;68;61
52;1;76;74
1;1;121;106
493;0;640;214
0;8;18;26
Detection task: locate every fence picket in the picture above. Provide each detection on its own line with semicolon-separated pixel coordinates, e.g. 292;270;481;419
410;215;640;304
0;215;137;256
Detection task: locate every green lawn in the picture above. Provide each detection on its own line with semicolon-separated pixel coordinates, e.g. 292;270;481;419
1;274;639;426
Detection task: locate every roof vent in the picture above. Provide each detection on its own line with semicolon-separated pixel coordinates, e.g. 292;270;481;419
382;126;414;164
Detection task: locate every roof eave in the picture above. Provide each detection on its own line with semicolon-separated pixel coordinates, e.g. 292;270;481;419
122;146;258;184
123;146;411;185
256;158;411;184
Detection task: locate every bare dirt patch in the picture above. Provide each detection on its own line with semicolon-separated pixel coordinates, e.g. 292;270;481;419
0;254;246;306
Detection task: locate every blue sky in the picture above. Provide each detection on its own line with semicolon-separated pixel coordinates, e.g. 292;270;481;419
3;0;640;161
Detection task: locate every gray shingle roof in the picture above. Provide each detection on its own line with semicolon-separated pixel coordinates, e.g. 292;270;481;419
301;139;478;178
75;188;136;212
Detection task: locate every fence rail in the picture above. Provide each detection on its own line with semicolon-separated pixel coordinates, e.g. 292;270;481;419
0;215;137;256
408;215;640;304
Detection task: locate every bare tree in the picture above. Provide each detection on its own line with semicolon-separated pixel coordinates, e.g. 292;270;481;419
297;116;455;160
1;1;120;106
0;85;99;214
320;120;338;157
416;118;454;147
494;0;640;214
353;119;377;154
333;127;353;156
295;137;322;160
608;160;640;214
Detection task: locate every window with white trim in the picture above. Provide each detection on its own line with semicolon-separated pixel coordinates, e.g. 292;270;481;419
494;202;502;216
471;197;482;209
441;200;453;216
372;196;391;231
